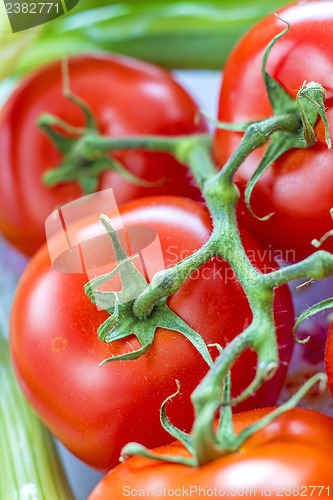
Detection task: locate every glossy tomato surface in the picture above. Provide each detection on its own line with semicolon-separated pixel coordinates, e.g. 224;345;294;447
214;0;333;261
88;408;333;500
10;196;294;471
0;54;206;255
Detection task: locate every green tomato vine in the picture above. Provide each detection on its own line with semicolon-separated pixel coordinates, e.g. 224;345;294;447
38;22;333;464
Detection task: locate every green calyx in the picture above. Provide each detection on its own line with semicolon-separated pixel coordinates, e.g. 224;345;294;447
84;215;213;367
121;368;327;467
244;20;331;221
38;62;166;194
214;19;331;222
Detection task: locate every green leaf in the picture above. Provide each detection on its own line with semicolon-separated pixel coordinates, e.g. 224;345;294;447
18;0;291;73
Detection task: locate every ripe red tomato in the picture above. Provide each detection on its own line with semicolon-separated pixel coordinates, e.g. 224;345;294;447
88;408;333;499
214;0;333;262
0;54;206;256
10;196;294;471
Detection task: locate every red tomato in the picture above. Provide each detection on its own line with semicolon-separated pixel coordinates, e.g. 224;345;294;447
214;0;333;262
88;408;333;500
0;54;206;256
10;196;294;471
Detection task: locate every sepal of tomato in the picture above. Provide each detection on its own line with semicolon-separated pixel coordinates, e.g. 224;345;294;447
10;196;294;471
0;54;206;255
214;0;333;261
88;408;333;499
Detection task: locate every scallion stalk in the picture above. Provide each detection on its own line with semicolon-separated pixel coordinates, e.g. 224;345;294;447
0;326;74;500
8;0;289;76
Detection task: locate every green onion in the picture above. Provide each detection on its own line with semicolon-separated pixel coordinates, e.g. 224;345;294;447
57;0;289;69
0;324;74;499
3;0;289;77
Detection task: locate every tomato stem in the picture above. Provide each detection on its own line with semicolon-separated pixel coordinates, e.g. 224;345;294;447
216;372;236;447
100;82;332;460
121;368;327;467
38;82;213;194
216;113;300;184
84;214;214;366
81;27;333;463
82;83;333;404
132;234;216;319
263;251;333;287
38;108;212;194
61;58;98;132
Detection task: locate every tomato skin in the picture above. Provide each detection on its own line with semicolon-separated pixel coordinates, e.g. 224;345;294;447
0;54;206;256
88;408;333;500
214;0;333;262
10;196;294;471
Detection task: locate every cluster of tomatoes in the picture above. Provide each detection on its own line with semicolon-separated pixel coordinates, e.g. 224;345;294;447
2;0;333;497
